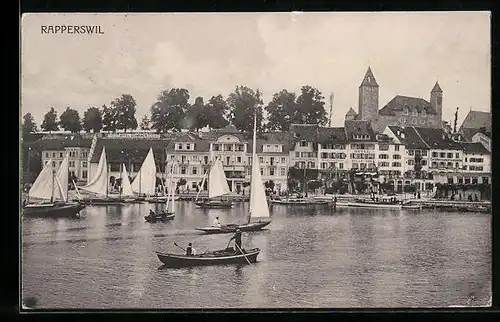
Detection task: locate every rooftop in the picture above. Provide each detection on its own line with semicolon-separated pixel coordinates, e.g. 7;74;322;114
379;95;436;116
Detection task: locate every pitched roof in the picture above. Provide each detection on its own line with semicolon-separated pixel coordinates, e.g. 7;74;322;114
459;110;491;132
460;142;489;155
289;124;319;143
413;127;464;150
360;67;379;87
344;120;376;142
90;138;170;164
388;126;429;149
345;107;357;116
30;135;92;150
431;82;443;93
247;132;290;154
317;127;347;144
379;95;436;116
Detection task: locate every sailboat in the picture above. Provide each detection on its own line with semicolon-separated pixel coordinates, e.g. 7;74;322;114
23;154;86;218
195;109;272;234
78;147;126;205
194;157;234;209
133;147;159;202
145;162;175;222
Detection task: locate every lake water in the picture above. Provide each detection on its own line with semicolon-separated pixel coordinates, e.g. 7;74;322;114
21;201;491;309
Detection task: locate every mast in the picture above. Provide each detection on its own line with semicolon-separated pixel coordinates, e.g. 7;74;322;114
249;107;257;224
328;92;334;127
119;163;122;199
66;154;69;202
106;163;109;198
162;140;166;195
27;145;31;203
51;169;55;203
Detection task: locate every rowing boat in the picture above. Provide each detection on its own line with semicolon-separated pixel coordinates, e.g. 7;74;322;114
155;247;260;267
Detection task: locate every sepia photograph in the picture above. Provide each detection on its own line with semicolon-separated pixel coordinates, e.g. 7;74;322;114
20;12;491;309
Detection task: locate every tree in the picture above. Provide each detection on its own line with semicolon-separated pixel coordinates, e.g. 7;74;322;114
150;88;190;132
227;86;264;133
59;107;82;133
22;113;37;136
264;180;275;191
102;104;117;132
82;107;103;133
265;89;298;131
110;94;138;132
140;115;151;130
205;94;229;129
41;107;59;132
295;85;328;125
186;97;208;131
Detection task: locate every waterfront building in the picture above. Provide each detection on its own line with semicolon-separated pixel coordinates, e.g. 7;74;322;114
30;135;92;184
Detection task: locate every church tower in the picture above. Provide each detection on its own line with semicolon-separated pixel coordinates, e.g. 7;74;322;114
430;81;443;123
358;67;379;121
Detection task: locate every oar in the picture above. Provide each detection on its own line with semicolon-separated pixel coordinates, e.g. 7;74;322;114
234;242;252;265
173;242;186;252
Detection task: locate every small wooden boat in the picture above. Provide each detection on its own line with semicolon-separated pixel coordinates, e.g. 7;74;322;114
270;197;328;205
195;199;234;209
155;247;260;267
144;211;175;223
195;220;272;234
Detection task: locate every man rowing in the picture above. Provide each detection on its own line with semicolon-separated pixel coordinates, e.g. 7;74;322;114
212;216;221;228
229;229;243;254
186;242;196;256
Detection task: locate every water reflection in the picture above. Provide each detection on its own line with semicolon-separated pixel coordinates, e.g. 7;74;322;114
22;202;491;308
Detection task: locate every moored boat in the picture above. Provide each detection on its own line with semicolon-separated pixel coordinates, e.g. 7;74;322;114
155;247;260;267
194;157;235;209
347;196;404;210
145;162;177;223
23;154;86;218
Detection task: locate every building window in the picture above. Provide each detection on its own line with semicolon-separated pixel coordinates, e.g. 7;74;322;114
192;167;197;175
192;155;198;162
82;161;88;168
472;177;478;184
260;168;264;176
192;182;198;189
392;162;401;167
69;161;75;167
281;157;286;163
393;155;401;159
432;152;438;157
269;168;275;176
455;153;460;158
379;145;389;151
394;145;400;151
52;153;56;158
295;152;300;157
181;167;186;175
408;160;415;166
237;156;242;163
379;154;389;159
259;157;264;164
186;144;191;150
45;152;49;158
280;167;286;176
421;160;427;166
447;153;453;158
178;144;183;150
300;141;308;147
60;152;63;158
464;177;471;184
82;170;88;179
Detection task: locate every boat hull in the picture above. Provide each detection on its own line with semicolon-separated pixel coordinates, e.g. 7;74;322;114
156;248;260;267
144;212;175;223
195;200;234;209
76;197;130;205
347;202;402;210
196;220;271;234
23;202;86;218
271;198;328;205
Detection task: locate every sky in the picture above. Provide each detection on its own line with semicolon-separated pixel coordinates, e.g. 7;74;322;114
21;12;491;128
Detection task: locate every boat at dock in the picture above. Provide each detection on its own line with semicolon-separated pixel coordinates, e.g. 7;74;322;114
155;247;260;267
270;196;329;205
347;195;419;210
23;154;86;218
194;157;234;209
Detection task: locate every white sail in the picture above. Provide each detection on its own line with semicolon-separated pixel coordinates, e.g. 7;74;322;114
80;147;108;196
195;169;208;201
121;164;134;197
29;158;58;201
131;148;157;196
249;156;270;219
249;109;270;220
208;157;231;199
55;154;69;202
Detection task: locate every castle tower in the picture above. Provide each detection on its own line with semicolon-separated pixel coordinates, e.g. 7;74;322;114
430;81;443;123
358;67;379;121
